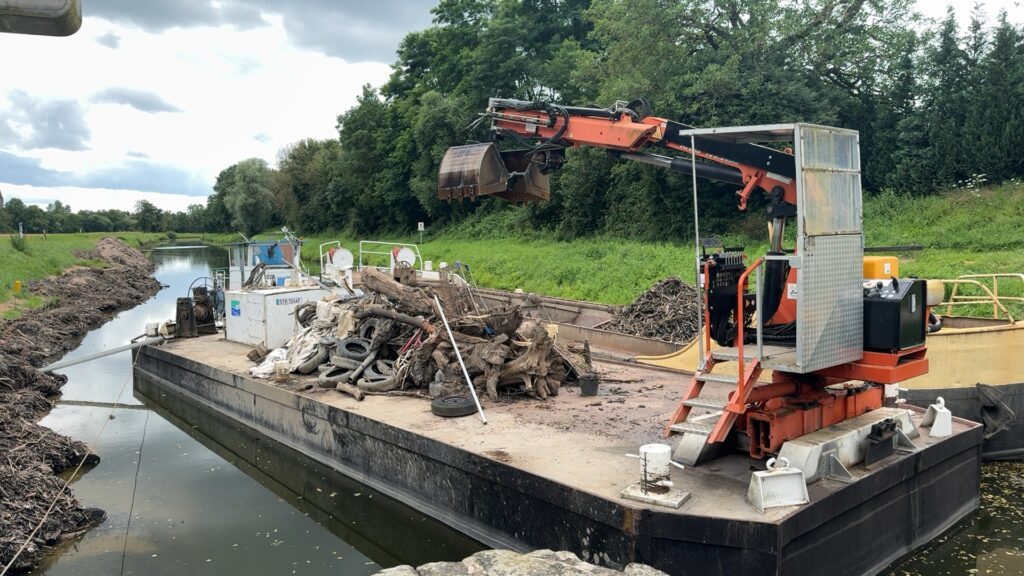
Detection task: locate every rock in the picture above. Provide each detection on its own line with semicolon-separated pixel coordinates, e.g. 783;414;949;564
410;549;666;575
376;566;420;576
623;564;670;576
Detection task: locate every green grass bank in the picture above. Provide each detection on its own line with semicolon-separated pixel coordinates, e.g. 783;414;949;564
0;232;165;319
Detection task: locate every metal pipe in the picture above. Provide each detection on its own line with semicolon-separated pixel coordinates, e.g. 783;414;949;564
746;381;798;403
690;135;704;368
619;152;744;186
756;264;763;360
41;336;164;373
433;295;487;424
770;217;786;253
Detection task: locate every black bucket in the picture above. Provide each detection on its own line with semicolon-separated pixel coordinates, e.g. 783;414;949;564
580;372;599;397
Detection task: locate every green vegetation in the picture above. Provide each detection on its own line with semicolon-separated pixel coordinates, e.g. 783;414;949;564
281;183;1024;310
0;233;164;318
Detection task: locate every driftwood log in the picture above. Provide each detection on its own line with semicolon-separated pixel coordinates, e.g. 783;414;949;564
354;307;435;334
335;382;365;400
361;268;434;315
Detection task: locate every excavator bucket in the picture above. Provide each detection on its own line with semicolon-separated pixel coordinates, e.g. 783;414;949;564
437;143;509;201
496;149;550;203
437;144;550;203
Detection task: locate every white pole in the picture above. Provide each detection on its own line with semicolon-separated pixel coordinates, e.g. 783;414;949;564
433;295;487;424
690;135;704;366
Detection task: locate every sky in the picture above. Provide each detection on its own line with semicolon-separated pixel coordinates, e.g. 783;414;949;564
0;0;1022;213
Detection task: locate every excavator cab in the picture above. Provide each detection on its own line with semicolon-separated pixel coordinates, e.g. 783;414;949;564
436;143;551;203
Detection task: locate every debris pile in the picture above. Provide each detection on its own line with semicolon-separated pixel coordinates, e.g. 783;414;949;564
605;277;700;343
0;238;160;571
250;268;582;402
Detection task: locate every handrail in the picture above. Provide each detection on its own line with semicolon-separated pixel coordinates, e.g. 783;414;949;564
702;261;712;366
318;240;341;281
942;274;1022;322
358;240;423;272
734;256;764;401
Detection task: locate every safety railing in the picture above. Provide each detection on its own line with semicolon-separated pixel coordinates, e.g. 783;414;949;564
318;240;341;280
357;241;423;272
942;273;1024;322
734;256;765;400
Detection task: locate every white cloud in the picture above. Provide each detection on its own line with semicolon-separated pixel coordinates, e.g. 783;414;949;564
0;13;393;207
916;0;1024;23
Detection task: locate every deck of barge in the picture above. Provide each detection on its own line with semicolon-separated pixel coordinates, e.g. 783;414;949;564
134;335;983;576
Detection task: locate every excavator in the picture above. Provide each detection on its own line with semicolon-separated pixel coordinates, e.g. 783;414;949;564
437;98;934;466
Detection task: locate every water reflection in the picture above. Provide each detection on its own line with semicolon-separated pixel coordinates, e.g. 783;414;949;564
883;461;1024;576
35;245;482;576
55;246;228;405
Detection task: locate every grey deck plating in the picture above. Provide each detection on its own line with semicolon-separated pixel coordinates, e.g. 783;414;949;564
133;335;983;576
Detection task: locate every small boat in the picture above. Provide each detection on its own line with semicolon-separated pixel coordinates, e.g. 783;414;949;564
901;274;1024;460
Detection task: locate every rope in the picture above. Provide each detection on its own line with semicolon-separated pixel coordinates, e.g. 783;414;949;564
0;342;145;576
119;409;150;576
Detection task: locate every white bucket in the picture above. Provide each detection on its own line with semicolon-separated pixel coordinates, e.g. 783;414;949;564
639;443;672;483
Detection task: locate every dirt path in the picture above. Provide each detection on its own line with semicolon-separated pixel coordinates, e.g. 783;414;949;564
0;238;161;573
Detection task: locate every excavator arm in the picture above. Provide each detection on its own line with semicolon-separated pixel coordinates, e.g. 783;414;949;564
438;98;797;212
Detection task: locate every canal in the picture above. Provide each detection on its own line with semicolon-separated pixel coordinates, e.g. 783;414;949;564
29;244;1024;575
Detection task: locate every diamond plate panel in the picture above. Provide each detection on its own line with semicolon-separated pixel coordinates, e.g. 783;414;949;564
796;234;864;372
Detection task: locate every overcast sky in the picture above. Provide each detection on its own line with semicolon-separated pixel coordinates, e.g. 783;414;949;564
0;0;1022;213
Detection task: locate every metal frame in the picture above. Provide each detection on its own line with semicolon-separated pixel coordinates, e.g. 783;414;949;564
680;123;865;373
943;273;1024;322
358;240;424;272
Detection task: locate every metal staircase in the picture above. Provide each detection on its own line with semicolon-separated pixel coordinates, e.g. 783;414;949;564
663;256;767;446
663;350;763;443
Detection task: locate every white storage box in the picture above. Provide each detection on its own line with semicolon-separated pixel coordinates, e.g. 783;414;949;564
224;287;329;349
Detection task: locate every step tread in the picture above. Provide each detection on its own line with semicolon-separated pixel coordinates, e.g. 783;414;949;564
669;411;723;436
696;372;739;384
682;397;728;410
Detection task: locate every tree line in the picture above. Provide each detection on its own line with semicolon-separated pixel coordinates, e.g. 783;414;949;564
0;197;207;235
3;1;1022;241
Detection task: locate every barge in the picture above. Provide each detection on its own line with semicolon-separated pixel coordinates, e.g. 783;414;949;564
133;334;982;576
136;122;990;575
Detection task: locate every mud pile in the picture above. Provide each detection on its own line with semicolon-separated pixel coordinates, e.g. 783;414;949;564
605;277;699;343
0;238;160;572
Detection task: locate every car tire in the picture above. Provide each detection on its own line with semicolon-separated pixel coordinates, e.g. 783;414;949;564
431;395;477;418
296;345;328;374
337;338;371;361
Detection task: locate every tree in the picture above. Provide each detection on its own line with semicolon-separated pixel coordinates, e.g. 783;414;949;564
967;11;1024;180
223;158;275;236
133;200;163;232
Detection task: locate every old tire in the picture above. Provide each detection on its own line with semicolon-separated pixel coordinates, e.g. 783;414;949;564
318;366;352;388
363;359;395;382
431;395;476;418
359;320;379;341
329;355;361;370
356;376;397;392
296;346;328;375
337;338;372;361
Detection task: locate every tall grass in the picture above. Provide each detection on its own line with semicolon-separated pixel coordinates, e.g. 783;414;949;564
9;234;28;254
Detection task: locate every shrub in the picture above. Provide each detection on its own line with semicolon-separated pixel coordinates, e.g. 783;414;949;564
9;234;27;254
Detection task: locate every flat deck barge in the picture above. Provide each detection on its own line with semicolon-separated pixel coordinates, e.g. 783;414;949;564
134;335;982;576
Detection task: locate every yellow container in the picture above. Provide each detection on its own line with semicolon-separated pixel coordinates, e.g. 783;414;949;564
863;256;899;279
